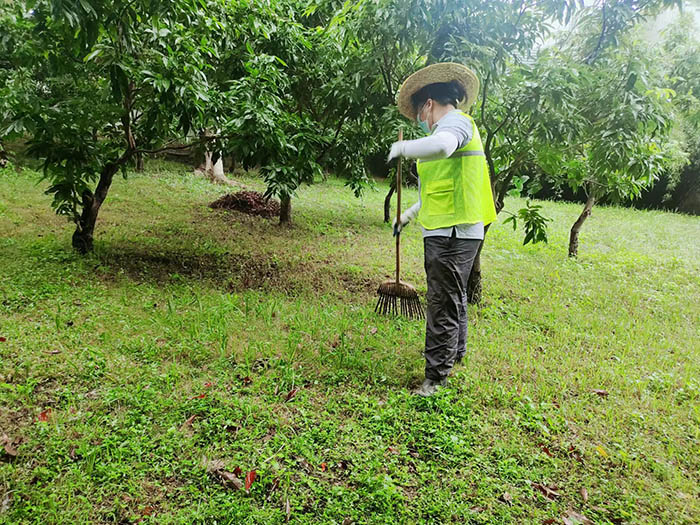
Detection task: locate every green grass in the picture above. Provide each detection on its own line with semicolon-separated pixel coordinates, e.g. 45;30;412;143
0;160;699;524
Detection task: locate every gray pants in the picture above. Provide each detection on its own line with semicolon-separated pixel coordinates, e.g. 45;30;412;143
423;235;480;381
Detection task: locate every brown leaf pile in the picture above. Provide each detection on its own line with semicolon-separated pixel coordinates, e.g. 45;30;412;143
209;191;280;219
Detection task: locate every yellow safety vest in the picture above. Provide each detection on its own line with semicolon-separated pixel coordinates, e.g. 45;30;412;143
417;112;497;229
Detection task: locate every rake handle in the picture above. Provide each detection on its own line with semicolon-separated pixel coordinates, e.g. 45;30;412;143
395;129;403;285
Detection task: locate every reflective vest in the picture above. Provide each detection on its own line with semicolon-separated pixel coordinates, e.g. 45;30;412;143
417;112;497;229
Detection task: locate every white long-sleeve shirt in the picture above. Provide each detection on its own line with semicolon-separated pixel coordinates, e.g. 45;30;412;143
396;110;484;240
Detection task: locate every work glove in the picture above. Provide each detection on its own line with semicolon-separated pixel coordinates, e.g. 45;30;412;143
387;141;405;162
392;202;420;237
392;215;409;237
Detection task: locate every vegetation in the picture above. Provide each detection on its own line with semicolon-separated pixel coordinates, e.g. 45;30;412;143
1;162;699;523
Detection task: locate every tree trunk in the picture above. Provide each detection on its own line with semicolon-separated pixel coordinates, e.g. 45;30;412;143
280;195;292;224
569;195;595;258
72;162;122;253
383;182;395;223
135;151;144;172
467;223;490;304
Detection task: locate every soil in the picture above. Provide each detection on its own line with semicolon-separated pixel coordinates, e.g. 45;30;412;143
209;191;280;219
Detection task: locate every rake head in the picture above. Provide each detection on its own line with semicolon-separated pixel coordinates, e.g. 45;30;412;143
375;280;424;319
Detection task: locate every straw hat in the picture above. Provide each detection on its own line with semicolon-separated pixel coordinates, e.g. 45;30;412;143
397;63;480;119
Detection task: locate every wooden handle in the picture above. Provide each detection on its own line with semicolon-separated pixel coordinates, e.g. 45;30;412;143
395;129;403;284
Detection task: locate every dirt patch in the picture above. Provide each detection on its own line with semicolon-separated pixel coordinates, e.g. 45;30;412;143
210;191;280;219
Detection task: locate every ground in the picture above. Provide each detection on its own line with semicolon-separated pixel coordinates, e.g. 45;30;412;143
0;160;698;524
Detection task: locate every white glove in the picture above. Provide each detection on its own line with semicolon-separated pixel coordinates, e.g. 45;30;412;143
387;141;405;162
392;202;420;236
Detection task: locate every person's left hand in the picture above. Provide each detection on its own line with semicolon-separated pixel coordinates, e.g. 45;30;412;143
387;141;404;162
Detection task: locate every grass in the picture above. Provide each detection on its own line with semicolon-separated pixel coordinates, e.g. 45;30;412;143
0;160;699;524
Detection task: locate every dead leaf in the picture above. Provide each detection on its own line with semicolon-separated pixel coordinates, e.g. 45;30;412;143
533;483;561;500
190;393;206;400
285;388;298;402
563;510;594;525
0;337;6;342
387;446;399;455
500;492;513;505
568;445;584;464
285;498;291;522
320;462;327;472
542;519;558;525
341;519;353;525
47;350;61;355
469;506;485;513
370;327;378;335
218;470;244;490
245;470;256;491
242;376;253;386
203;457;226;473
592;389;609;398
2;435;17;457
204;382;213;388
538;444;553;457
69;445;77;460
580;487;588;502
181;415;196;429
233;466;242;477
36;409;51;422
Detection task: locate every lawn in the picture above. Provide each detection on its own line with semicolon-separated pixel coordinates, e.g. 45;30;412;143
0;161;698;524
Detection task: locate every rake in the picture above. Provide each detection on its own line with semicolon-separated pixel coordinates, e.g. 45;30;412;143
376;130;424;320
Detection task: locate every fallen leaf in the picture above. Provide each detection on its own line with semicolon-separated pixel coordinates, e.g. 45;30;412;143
320;462;327;472
542;519;557;525
242;376;253;386
0;337;6;342
2;434;17;457
245;470;256;491
341;519;353;525
69;445;77;460
48;350;61;355
233;466;242;477
538;444;553;457
181;415;196;429
203;457;226;473
568;445;584;464
204;382;213;388
285;388;298;402
533;483;561;500
36;409;51;422
469;506;485;513
580;487;588;502
592;389;609;397
285;498;291;522
190;393;206;400
218;470;244;490
387;446;399;455
500;492;513;505
595;445;608;457
370;327;378;335
563;509;594;525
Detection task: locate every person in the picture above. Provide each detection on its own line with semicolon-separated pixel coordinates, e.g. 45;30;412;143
387;63;497;397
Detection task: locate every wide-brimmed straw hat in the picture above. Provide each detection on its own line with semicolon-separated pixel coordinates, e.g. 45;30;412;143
397;62;480;119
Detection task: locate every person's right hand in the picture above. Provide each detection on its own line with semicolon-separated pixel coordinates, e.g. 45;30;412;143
392;213;410;237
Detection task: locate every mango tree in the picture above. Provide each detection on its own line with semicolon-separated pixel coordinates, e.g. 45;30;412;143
0;0;228;252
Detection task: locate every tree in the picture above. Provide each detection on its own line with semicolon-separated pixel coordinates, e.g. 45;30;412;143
1;0;228;252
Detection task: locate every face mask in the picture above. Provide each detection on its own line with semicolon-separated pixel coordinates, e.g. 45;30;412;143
416;102;431;134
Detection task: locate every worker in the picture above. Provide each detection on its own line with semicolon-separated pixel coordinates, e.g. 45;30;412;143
388;63;497;397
